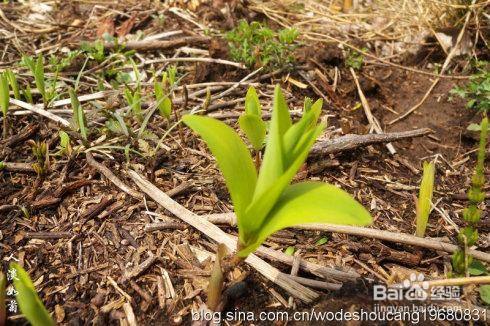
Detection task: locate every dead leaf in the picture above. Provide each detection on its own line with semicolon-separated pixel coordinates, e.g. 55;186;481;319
116;15;136;37
55;304;65;323
97;17;115;39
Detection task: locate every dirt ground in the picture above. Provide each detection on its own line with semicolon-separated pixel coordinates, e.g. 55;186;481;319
0;1;489;325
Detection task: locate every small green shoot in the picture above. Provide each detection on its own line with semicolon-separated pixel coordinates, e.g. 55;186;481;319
345;48;366;70
0;72;9;138
415;161;435;237
23;55;48;106
452;117;488;275
28;140;49;175
69;88;88;142
284;246;295;255
315;237;329;246
124;86;143;122
5;69;20;100
10;263;54;326
57;131;73;157
226;20;299;70
154;73;172;119
238;86;266;152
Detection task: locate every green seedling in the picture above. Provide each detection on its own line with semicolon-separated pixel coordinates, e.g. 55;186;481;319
124;86;143;122
183;85;371;310
154;72;172;119
80;40;106;63
450;61;489;113
23;56;47;105
69;88;88;142
345;48;366;70
28;140;49;175
22;84;33;104
5;69;20;100
415;161;435;237
452;117;488;275
10;263;54;326
57;131;73;157
226;20;299;70
0;72;9;138
0;272;5;326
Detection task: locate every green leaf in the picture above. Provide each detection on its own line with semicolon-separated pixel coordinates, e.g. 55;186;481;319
0;73;9;116
238;114;266;151
0;272;5;325
469;260;487;276
182;115;257;223
284;246;295;255
315;236;328;246
10;263;54;326
480;285;490;305
69;88;88;141
240;125;323;249
415;161;435;237
154;81;172;118
244;86;261;116
254;85;292;200
6;69;20;100
34;55;46;102
239;182;371;257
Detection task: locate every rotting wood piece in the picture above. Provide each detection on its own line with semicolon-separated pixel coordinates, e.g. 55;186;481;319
310;128;432;156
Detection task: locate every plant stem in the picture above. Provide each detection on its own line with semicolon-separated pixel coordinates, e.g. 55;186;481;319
254;150;261;171
2;116;7;139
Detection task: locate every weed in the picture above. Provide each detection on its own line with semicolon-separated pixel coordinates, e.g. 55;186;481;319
345;48;366;70
154;68;176;119
226;20;299;70
9;263;54;326
452;117;488;276
124;85;143;122
183;85;371;310
28;140;49;175
0;72;9;138
5;69;20;100
415;161;435;237
450;60;489;113
80;40;107;63
22;55;57;107
57;131;73;157
69;88;88;142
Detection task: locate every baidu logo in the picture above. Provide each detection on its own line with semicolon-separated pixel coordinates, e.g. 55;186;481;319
374;273;430;301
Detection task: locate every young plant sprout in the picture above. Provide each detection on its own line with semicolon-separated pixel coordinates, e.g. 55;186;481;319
10;263;54;326
238;87;267;167
183;85;371;310
415;161;435;237
452;116;488;276
154;72;172;119
124;85;143;122
5;69;20;100
0;72;9;138
69;88;88;142
23;55;51;106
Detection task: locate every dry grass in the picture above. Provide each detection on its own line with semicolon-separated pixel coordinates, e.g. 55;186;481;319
250;0;486;60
